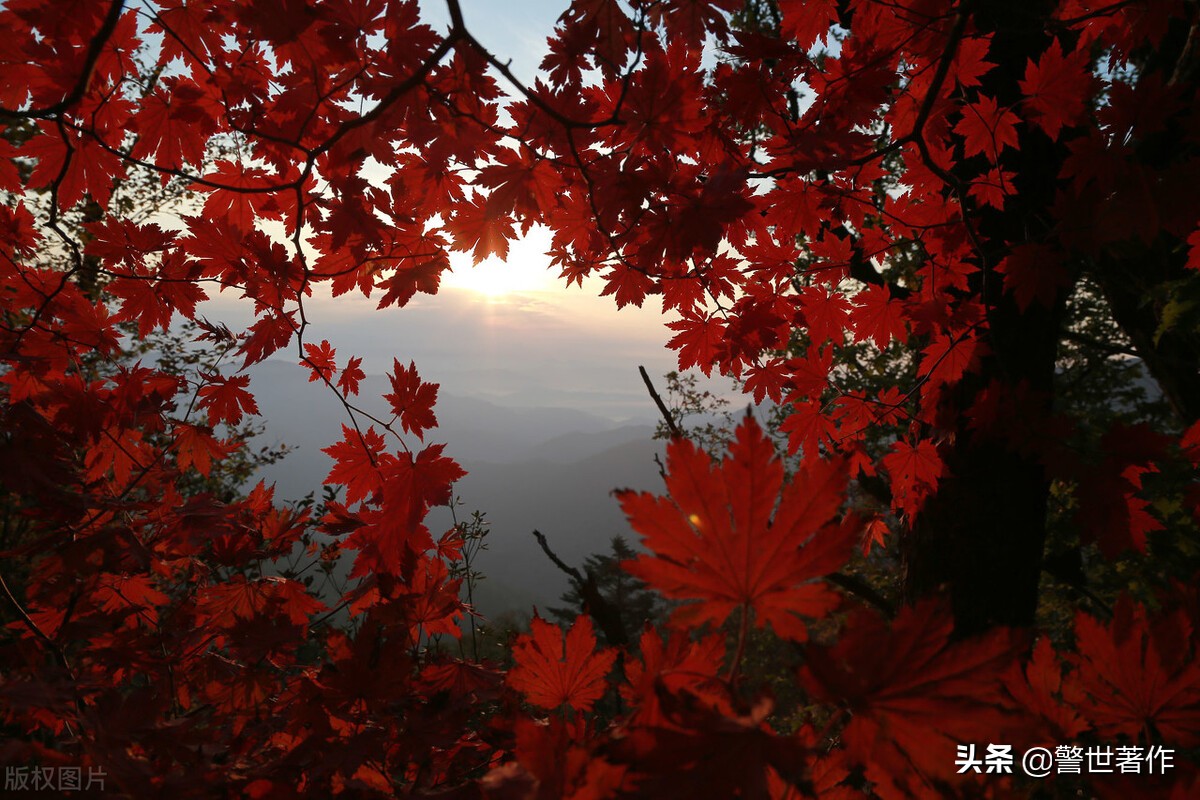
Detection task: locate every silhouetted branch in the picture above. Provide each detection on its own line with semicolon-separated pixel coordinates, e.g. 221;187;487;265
532;529;628;646
639;365;683;439
826;571;895;618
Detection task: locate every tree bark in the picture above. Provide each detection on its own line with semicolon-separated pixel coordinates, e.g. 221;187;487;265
904;1;1063;634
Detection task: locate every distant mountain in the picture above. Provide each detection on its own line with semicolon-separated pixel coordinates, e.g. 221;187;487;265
449;436;664;616
521;424;656;462
245;359;656;499
244;359;666;616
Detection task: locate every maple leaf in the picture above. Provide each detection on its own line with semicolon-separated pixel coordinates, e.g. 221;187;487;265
785;344;833;401
995;243;1070;311
667;311;726;375
1019;38;1092;139
954;94;1020;161
1187;226;1200;271
301;339;337;383
152;1;225;65
445;195;517;262
322;424;387;505
621;417;851;641
778;397;838;459
337;355;365;396
131;81;214;169
94;573;170;627
882;439;944;519
798;286;851;346
1072;597;1200;746
383;359;438;440
174;422;232;477
851;284;907;350
343;443;466;578
600;263;655;309
1077;460;1166;558
482;716;625;800
968;165;1016;210
196;373;259;426
199;161;283;233
918;331;984;388
560;0;637;76
1182;419;1200;466
800;601;1022;799
860;516;890;556
621;626;725;724
507;614;616;713
238;310;296;369
23;126;125;209
1002;637;1087;744
611;690;808;800
777;0;838;50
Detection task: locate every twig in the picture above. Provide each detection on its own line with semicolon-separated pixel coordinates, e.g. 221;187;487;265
639;365;683;439
531;530;628;646
826;571;895;617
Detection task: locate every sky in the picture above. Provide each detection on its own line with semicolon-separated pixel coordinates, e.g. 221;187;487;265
195;0;730;421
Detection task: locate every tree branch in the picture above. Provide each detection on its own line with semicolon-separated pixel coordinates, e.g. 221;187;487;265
0;0;126;119
639;365;683;439
532;530;628;646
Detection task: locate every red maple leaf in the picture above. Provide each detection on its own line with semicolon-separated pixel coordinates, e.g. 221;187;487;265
383;359;438;440
621;626;725;724
620;416;851;641
444;195;517;262
301;339;337;383
800;601;1021;799
667;311;726;374
882;439;944;519
1188;225;1200;271
777;0;838;50
151;1;225;65
174;422;232;477
995;243;1071;311
1072;596;1200;746
322;424;387;505
968;165;1016;210
198;160;284;233
954;94;1020;161
799;285;852;346
1002;637;1088;744
337;355;365;396
196;373;259;426
507;614;617;713
851;284;907;350
1019;38;1093;139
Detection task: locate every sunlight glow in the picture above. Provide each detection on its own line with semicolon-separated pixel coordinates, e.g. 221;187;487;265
441;227;562;299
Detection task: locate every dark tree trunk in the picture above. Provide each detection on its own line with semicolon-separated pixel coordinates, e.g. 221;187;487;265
904;2;1064;634
905;4;1200;632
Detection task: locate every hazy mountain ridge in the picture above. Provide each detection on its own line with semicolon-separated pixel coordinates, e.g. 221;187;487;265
245;359;666;615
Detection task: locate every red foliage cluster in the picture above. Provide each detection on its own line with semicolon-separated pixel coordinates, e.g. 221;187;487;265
1;0;1199;797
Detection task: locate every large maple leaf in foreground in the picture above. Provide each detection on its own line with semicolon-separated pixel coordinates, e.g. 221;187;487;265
619;417;852;641
800;601;1021;799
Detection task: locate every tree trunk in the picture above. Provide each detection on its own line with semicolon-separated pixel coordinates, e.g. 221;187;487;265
904;2;1064;634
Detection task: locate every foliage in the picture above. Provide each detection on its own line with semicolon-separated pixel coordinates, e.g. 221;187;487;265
1;0;1200;798
548;535;665;648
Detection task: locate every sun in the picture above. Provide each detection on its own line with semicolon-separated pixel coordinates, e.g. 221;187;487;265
444;259;528;298
441;229;562;299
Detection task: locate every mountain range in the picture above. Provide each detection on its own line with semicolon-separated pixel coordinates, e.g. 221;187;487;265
245;360;666;617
